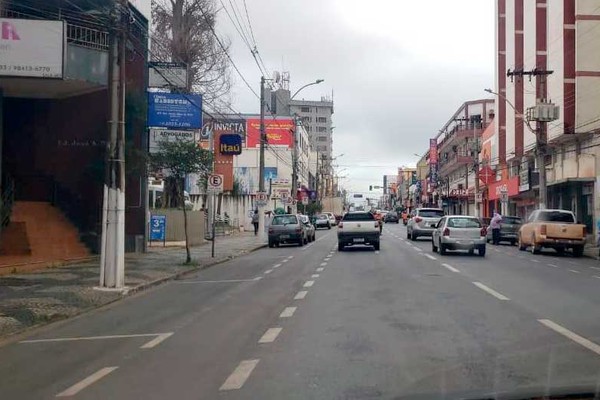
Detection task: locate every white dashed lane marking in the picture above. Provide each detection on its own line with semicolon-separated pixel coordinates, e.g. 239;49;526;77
472;282;510;301
219;360;260;391
442;263;460;273
140;333;174;349
311;274;320;278
258;327;282;344
539;319;600;356
548;264;558;268
424;254;437;260
264;270;273;274
56;367;119;397
303;280;315;288
320;262;327;267
279;307;297;318
316;267;324;272
569;269;580;274
294;291;308;300
273;263;282;268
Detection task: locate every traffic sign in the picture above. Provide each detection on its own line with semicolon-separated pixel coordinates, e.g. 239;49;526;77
256;191;268;207
475;192;483;203
302;196;309;205
208;174;223;193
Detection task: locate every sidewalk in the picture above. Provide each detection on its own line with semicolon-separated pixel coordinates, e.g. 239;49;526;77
0;232;266;339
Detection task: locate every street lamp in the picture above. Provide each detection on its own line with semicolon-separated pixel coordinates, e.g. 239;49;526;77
484;88;535;133
291;79;325;100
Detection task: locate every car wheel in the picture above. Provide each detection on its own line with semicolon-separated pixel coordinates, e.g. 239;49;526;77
573;245;584;258
373;241;380;251
328;225;331;230
468;248;474;256
298;238;304;247
440;243;447;255
411;231;418;241
338;242;344;251
531;235;541;254
406;229;410;239
303;236;308;245
432;239;438;253
518;235;527;251
478;246;486;257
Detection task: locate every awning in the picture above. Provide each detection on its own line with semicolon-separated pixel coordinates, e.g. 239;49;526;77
547;177;594;187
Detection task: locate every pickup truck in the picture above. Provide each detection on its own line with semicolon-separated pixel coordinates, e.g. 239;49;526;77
518;209;586;257
337;211;381;251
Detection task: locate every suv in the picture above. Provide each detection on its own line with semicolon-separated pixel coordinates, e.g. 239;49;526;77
407;208;445;240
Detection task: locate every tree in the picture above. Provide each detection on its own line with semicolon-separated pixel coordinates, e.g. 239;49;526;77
149;140;212;263
151;0;232;105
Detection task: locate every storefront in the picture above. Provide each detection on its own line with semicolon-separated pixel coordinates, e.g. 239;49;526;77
487;177;519;217
547;178;595;234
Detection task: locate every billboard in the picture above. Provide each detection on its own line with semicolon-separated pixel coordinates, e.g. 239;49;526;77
246;118;294;148
149;128;199;153
148;62;187;89
0;18;65;78
429;138;438;164
148;93;202;129
219;134;243;155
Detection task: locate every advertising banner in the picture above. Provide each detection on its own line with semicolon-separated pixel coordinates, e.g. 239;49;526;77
219;134;243;155
200;119;246;142
148;93;202;129
246;118;294;148
148;62;187;89
429;138;438;164
149;129;199;153
488;176;519;200
150;215;166;242
0;18;65;78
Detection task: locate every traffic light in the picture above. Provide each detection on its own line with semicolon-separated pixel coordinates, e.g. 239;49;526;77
369;185;373;191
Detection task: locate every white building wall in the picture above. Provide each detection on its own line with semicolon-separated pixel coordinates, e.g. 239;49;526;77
546;1;565;141
504;0;516;160
576;11;600;132
523;0;537;151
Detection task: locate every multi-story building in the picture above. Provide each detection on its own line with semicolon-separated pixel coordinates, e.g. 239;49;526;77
434;99;495;216
494;0;600;234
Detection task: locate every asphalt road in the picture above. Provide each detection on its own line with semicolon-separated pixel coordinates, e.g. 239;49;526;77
3;223;600;399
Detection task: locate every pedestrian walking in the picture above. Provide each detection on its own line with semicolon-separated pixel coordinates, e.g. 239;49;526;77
251;210;259;235
490;210;502;245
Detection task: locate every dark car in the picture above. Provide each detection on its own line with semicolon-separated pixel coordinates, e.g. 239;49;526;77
482;216;522;245
384;211;399;223
268;214;307;247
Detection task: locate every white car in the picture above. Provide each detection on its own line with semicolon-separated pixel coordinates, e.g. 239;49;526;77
323;212;337;227
406;208;445;240
431;215;487;257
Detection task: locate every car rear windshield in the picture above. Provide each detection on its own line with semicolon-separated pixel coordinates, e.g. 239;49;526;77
537;211;576;223
418;209;445;218
317;215;328;220
447;217;481;228
503;216;522;224
343;213;375;221
271;215;298;225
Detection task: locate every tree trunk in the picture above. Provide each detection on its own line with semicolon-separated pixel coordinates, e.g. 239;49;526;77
181;178;191;263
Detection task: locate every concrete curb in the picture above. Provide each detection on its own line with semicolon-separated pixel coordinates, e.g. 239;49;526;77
0;243;267;345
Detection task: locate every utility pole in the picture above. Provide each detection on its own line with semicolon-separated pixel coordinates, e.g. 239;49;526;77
290;116;299;214
257;76;266;241
99;0;126;289
472;115;481;217
508;68;555;210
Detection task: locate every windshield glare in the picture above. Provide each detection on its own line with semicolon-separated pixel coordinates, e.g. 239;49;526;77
271;216;298;225
419;210;445;218
538;211;576;223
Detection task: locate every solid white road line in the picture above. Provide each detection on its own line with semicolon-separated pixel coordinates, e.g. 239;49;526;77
472;282;510;301
304;280;315;287
442;263;460;273
258;327;282;343
21;333;172;344
140;333;173;349
548;264;559;268
175;279;259;284
539;319;600;356
279;307;297;318
569;269;580;274
294;291;308;300
273;263;282;268
219;360;260;391
264;269;273;274
316;267;324;272
424;254;437;260
301;243;314;250
311;274;320;278
56;367;118;397
413;247;422;252
320;262;327;267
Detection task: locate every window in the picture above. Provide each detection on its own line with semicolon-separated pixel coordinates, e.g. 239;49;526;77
302;116;312;123
342;212;374;221
317;117;327;123
301;106;310;113
447;217;481;228
317;126;327;132
317;136;327;142
418;209;445;218
271;215;299;225
316;145;327;152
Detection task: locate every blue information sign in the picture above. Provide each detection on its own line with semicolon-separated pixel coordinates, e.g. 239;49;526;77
150;215;166;241
148;93;202;129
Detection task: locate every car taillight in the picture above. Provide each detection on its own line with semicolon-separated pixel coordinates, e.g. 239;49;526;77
480;227;487;237
414;217;422;223
540;224;547;235
443;228;450;236
338;222;343;228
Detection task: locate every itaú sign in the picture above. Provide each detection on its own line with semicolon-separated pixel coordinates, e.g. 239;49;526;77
219;134;243;155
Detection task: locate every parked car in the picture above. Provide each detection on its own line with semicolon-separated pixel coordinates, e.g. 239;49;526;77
338;211;381;251
299;214;316;242
432;215;487;256
484;215;522;245
323;212;337;227
384;211;399;223
518;209;586;256
314;214;331;229
268;214;307;248
407;208;445;240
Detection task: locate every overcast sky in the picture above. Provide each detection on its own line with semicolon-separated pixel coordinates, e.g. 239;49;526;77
143;0;496;195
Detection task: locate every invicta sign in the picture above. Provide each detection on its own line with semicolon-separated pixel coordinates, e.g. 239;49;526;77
219;134;243;155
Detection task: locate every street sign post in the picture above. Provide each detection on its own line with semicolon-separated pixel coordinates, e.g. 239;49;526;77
256;191;268;207
207;174;224;194
149;215;166;247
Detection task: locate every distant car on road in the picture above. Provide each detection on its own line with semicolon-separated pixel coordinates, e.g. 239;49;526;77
323;212;337;227
338;211;381;251
432;215;487;256
314;214;331;229
299;214;316;242
518;209;586;256
483;215;522;245
384;211;399;223
407;208;445;240
268;214;307;248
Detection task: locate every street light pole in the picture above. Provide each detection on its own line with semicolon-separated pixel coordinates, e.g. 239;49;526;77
258;76;266;242
290;79;324;101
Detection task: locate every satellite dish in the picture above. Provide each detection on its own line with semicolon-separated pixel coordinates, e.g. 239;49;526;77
272;71;281;84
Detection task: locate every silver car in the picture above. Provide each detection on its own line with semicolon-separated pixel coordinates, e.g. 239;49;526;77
431;215;487;256
406;208;445;240
268;214;307;248
299;215;316;242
